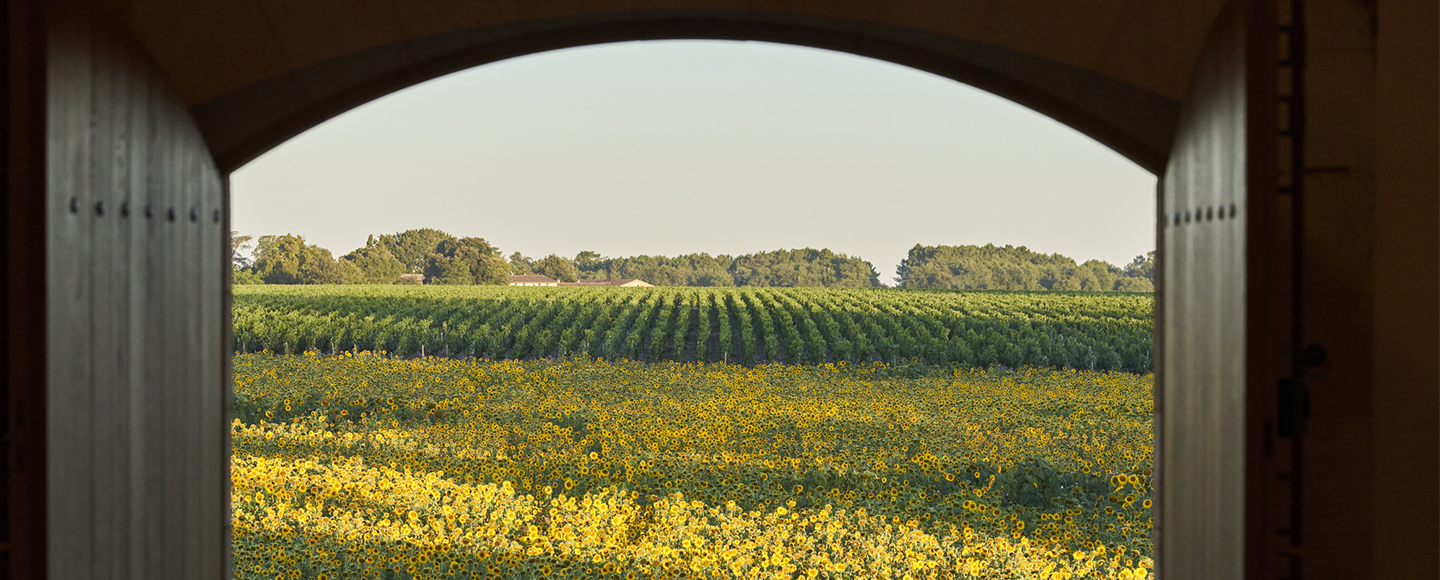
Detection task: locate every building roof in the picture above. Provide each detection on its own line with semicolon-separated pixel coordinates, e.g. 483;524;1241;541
510;274;558;285
557;279;652;287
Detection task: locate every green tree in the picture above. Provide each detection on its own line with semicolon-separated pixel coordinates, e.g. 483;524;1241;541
341;246;405;284
1079;260;1123;291
332;259;364;285
252;234;308;284
582;248;875;288
1124;251;1155;281
371;229;454;274
730;248;880;287
534;254;580;282
1114;276;1155;292
509;252;535;274
425;238;511;285
232;269;265;285
252;234;353;284
574;251;605;277
895;243;1152;292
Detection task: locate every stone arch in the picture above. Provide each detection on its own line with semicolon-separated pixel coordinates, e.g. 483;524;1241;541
190;13;1180;173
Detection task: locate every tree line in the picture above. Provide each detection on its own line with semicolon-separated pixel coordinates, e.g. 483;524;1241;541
232;229;511;286
232;230;1153;291
895;244;1154;292
232;229;884;288
511;248;884;287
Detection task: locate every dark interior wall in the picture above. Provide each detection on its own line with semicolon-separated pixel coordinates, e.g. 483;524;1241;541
44;1;227;578
1291;0;1382;576
1371;0;1440;576
5;0;49;576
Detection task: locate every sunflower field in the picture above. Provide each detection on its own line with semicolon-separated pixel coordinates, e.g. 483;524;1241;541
232;353;1154;579
232;285;1154;372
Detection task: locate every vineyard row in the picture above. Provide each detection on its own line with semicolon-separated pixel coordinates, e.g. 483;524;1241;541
232;286;1154;372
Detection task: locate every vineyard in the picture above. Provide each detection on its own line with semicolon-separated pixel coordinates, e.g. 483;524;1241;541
233;286;1154;372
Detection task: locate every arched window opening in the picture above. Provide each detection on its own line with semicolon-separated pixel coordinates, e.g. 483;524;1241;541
224;40;1160;580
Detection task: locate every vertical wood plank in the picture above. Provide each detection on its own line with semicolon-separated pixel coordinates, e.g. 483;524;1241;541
180;97;204;580
89;15;131;580
1156;1;1252;578
157;63;182;580
198;152;224;580
139;70;167;577
218;176;234;580
123;27;152;580
45;2;226;578
45;2;95;576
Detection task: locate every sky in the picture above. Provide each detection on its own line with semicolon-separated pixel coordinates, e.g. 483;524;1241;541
230;40;1156;283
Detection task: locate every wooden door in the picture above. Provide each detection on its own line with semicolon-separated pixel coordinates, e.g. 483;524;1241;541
1156;1;1278;579
41;2;228;578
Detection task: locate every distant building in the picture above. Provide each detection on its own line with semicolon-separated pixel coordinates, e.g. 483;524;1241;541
509;275;653;287
510;274;559;286
557;278;653;287
398;273;425;284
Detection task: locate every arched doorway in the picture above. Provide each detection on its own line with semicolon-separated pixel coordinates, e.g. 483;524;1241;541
9;1;1435;579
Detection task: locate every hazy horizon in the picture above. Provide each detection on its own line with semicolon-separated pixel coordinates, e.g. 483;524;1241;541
231;40;1157;282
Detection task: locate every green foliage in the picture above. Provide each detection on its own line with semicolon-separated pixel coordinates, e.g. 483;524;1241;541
424;237;510;285
731;248;882;287
573;250;603;272
233;285;1154;372
508;252;534;275
534;254;580;282
572;248;880;288
339;245;404;284
1124;251;1155;282
251;234;357;285
239;231;1155;294
370;229;454;274
250;234;307;284
896;244;1154;292
1114;276;1154;292
232;269;265;285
